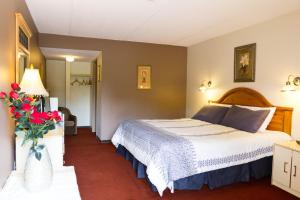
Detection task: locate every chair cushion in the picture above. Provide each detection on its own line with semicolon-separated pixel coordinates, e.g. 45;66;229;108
65;120;75;127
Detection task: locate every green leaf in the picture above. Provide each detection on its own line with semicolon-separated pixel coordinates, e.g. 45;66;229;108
36;144;45;151
35;152;42;161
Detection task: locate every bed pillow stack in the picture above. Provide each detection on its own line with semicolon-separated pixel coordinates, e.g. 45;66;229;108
193;104;276;133
220;105;270;133
192;105;229;124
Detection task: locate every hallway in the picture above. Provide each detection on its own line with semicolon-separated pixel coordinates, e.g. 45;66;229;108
64;128;297;200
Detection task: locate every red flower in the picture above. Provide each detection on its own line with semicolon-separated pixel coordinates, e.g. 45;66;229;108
21;103;32;112
55;115;62;122
30;110;50;124
11;83;20;91
9;91;19;99
40;112;50;120
10;107;15;114
0;92;7;99
15;112;21;119
30;111;45;124
23;97;34;103
49;111;61;122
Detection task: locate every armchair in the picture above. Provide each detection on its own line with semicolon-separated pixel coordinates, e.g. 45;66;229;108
58;107;77;135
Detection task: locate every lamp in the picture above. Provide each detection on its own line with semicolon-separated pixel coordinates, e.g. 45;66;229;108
20;64;49;96
199;81;212;93
281;75;300;92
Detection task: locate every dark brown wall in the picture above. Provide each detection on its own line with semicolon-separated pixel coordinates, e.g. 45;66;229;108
39;34;187;140
0;0;45;186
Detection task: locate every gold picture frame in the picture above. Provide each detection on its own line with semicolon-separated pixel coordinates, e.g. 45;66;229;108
234;43;256;82
16;13;32;83
137;65;151;89
97;64;102;81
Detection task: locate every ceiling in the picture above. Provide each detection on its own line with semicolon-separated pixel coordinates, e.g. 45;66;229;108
41;48;100;62
26;0;300;47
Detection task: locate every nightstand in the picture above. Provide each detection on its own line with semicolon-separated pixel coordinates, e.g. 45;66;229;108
272;141;300;197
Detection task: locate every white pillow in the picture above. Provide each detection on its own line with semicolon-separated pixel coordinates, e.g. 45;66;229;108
210;103;232;107
236;105;276;132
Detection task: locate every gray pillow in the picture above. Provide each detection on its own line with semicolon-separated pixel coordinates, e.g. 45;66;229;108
192;105;229;124
220;105;270;133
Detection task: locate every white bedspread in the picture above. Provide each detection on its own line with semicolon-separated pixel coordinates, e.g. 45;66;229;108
112;118;291;196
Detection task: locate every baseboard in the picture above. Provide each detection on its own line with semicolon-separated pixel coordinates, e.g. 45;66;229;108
96;135;111;143
77;126;92;129
100;140;111;144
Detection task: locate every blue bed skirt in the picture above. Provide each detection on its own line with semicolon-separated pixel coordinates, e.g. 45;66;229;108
116;145;272;192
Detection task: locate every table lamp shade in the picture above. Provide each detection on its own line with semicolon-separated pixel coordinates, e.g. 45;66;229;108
20;68;49;96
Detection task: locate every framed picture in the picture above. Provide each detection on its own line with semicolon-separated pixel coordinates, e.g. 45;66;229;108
137;65;151;89
234;43;256;82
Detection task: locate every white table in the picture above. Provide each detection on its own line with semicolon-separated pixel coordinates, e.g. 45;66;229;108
0;167;81;200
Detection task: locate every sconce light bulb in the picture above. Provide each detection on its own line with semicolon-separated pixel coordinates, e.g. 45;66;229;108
199;84;206;93
66;56;75;62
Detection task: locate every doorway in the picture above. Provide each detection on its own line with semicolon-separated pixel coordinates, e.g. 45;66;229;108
41;47;101;134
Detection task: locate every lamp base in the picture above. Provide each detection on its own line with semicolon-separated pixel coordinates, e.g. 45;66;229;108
297;140;300;145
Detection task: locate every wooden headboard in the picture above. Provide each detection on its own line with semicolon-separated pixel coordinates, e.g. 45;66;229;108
212;87;293;135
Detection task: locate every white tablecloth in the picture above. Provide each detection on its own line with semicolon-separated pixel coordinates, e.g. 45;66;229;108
0;166;81;200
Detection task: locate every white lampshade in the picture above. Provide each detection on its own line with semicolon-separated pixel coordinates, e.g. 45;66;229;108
198;84;207;93
198;81;212;93
20;68;49;96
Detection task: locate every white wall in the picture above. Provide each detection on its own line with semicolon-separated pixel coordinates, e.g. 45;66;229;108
70;61;92;127
187;10;300;140
46;60;66;107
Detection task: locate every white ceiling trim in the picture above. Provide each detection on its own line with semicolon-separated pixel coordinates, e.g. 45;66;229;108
41;47;100;62
26;0;300;46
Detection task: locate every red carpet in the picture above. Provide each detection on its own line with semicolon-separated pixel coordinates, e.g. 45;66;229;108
64;128;298;200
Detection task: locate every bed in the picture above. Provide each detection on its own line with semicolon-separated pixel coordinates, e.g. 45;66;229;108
112;87;293;196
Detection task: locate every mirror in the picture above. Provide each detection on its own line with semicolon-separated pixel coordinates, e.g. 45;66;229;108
17;49;29;82
16;13;32;83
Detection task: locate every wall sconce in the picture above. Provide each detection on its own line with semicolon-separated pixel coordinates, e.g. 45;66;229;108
281;75;300;92
199;80;212;93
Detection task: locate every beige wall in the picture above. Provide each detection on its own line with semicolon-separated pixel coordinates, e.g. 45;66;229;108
0;0;45;187
96;53;102;136
187;10;300;140
39;34;187;140
46;59;66;107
